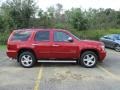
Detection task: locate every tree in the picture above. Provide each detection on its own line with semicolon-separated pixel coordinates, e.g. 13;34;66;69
55;3;63;23
1;0;37;29
66;8;88;30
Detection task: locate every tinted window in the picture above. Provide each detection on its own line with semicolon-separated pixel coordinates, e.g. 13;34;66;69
106;35;117;40
11;31;31;41
104;36;111;39
35;31;50;41
54;31;70;42
117;35;120;40
113;35;120;40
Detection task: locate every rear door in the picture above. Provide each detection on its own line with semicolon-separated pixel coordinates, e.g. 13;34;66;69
33;31;52;59
51;31;78;59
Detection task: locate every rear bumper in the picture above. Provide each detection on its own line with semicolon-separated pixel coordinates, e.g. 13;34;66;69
99;50;106;61
6;50;17;59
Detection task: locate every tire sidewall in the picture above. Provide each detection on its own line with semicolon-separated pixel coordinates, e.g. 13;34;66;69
80;51;98;68
19;52;36;68
114;44;120;52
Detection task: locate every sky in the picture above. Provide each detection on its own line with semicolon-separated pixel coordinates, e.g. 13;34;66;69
35;0;120;11
0;0;120;10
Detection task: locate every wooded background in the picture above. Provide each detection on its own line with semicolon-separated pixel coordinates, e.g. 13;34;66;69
0;0;120;44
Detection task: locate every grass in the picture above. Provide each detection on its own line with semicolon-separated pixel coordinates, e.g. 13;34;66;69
0;45;6;51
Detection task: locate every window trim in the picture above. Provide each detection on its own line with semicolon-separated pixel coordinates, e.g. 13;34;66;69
34;31;50;42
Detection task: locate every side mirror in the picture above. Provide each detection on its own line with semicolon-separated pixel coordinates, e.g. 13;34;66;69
68;37;73;42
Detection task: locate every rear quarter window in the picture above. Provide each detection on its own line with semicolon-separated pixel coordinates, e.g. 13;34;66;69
11;31;32;41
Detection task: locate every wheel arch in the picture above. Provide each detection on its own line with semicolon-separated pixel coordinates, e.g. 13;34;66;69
114;43;119;47
80;49;99;60
17;48;36;62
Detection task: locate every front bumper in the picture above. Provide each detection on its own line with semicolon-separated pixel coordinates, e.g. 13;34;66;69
99;50;106;61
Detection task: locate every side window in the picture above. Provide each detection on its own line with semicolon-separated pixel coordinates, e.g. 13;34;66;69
104;36;111;39
35;31;50;41
54;31;70;42
11;31;32;41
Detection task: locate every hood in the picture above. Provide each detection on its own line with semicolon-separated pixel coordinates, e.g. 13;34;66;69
79;40;103;46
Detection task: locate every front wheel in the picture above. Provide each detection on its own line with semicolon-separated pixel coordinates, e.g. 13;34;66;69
114;44;120;52
79;51;98;68
19;52;36;68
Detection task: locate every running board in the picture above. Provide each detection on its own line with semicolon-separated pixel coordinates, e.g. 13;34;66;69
37;60;77;63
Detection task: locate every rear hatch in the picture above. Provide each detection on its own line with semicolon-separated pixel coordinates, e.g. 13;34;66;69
7;30;32;50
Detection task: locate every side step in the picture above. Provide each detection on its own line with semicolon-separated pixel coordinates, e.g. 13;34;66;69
37;60;77;63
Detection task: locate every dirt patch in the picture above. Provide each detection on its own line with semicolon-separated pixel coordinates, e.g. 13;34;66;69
54;69;104;81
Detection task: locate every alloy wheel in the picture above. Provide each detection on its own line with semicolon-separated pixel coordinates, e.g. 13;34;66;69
21;55;33;67
83;54;96;67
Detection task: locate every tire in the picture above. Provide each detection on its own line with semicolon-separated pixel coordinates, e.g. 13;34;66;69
114;44;120;52
79;51;98;68
19;51;36;68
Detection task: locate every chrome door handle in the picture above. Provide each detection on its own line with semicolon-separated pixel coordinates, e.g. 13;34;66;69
52;44;60;47
32;44;39;46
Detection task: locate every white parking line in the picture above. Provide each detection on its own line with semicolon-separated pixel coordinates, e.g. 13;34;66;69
98;65;120;80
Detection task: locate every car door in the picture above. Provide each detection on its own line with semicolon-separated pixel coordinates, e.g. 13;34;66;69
33;31;52;59
101;36;113;48
109;36;117;48
51;31;79;59
105;36;116;48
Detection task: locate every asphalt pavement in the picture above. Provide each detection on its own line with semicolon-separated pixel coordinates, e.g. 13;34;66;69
0;49;120;90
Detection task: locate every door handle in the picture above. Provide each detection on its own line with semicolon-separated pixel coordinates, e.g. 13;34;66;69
32;44;39;46
52;44;60;47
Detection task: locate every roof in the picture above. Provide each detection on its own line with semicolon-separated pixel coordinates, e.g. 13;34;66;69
13;28;68;32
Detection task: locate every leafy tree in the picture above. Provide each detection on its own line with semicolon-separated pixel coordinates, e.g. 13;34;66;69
1;0;37;29
66;8;88;30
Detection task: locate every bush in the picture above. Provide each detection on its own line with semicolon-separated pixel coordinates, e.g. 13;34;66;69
0;32;10;45
69;29;120;40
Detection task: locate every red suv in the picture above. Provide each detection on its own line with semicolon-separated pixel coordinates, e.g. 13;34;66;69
7;29;106;68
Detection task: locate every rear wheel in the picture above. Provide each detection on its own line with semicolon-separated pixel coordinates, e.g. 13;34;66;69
19;52;36;68
79;51;98;68
114;44;120;52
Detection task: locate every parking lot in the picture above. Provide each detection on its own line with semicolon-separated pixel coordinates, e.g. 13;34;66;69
0;49;120;90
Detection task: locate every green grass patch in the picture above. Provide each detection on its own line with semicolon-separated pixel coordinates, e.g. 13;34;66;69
0;45;6;50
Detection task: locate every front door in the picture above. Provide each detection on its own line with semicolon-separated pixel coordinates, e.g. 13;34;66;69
51;31;78;59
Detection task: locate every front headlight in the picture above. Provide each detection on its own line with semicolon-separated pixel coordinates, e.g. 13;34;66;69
100;43;105;51
101;45;105;50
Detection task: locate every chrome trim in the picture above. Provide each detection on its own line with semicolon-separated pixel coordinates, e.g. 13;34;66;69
37;60;77;63
32;44;39;46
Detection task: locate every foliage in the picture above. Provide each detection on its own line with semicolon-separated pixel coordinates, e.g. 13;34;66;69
69;29;120;40
1;0;37;29
0;1;120;45
0;31;10;45
65;8;88;30
0;45;6;50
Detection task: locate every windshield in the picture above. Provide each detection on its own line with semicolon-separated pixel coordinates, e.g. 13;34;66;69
71;33;80;40
116;35;120;40
112;34;120;40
